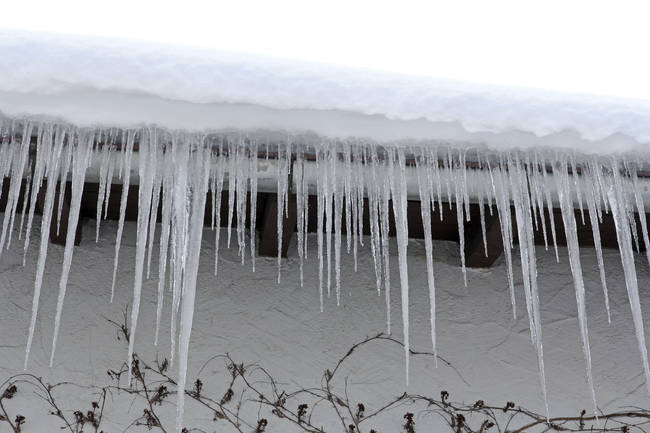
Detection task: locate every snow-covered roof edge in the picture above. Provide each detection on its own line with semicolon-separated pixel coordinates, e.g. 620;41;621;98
1;30;649;155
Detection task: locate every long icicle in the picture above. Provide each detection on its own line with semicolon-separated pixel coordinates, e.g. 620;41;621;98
110;130;135;302
415;150;438;367
24;125;66;369
50;131;93;366
553;157;598;415
127;129;156;385
388;149;411;386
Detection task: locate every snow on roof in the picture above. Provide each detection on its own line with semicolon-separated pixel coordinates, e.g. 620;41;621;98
1;30;650;154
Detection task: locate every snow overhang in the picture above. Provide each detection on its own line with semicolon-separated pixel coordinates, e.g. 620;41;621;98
1;30;649;156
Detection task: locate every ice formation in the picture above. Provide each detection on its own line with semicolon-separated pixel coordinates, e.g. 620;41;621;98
2;117;650;431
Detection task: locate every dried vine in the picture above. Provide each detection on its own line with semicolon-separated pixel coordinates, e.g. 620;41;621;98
0;312;648;432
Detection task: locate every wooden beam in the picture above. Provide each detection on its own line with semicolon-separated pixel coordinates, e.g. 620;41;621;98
37;182;83;246
258;193;297;258
465;209;504;268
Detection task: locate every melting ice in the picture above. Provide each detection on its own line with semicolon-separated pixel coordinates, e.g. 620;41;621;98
2;118;650;431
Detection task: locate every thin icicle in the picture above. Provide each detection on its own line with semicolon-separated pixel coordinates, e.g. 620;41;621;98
367;150;383;295
476;169;488;257
509;156;549;418
23;124;53;265
276;141;290;284
127;129;156;385
24;125;66;369
146;140;162;279
50;132;93;366
488;158;516;319
583;169;611;323
334;155;344;305
415;151;438;367
295;152;306;286
316;146;325;311
110;130;136;302
169;135;190;367
388;149;411;386
213;151;226;276
450;150;468;286
631;169;650;266
103;145;116;221
154;151;174;346
325;147;334;296
552;157;598;415
608;166;650;399
379;154;392;334
344;145;353;258
55;137;73;236
249;142;259;272
540;155;560;262
17;151;34;243
226;140;236;248
95;142;112;242
0;122;33;258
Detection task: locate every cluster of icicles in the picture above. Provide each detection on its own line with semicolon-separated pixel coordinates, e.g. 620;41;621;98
1;118;650;431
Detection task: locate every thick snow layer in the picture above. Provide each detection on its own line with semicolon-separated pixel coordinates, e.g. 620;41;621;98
1;30;650;153
0;221;648;432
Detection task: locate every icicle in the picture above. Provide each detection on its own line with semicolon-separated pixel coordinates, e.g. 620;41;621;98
351;145;362;272
334;153;344;305
583;168;611;323
570;154;586;225
325;147;334;296
540;155;560;262
525;154;540;233
235;140;249;264
23;124;53;265
249;142;259;272
175;144;211;433
388;149;411;385
367;149;383;295
50;132;94;366
102;144;116;221
450;150;468;286
276;140;290;284
476;169;488;257
608;162;650;399
530;152;549;250
127;129;156;385
488;157;515;318
415;151;438;367
0;129;13;207
95;141;111;242
55;138;73;236
296;151;306;286
631;169;650;266
170;134;191;367
431;147;444;221
24;125;66;369
146;140;162;279
508;155;549;418
110;130;136;302
16;148;34;243
356;145;365;250
213;150;226;276
316;146;325;311
154;150;174;346
380;164;392;334
0;122;33;258
303;150;310;265
226;139;236;249
552;157;598;415
343;145;353;258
